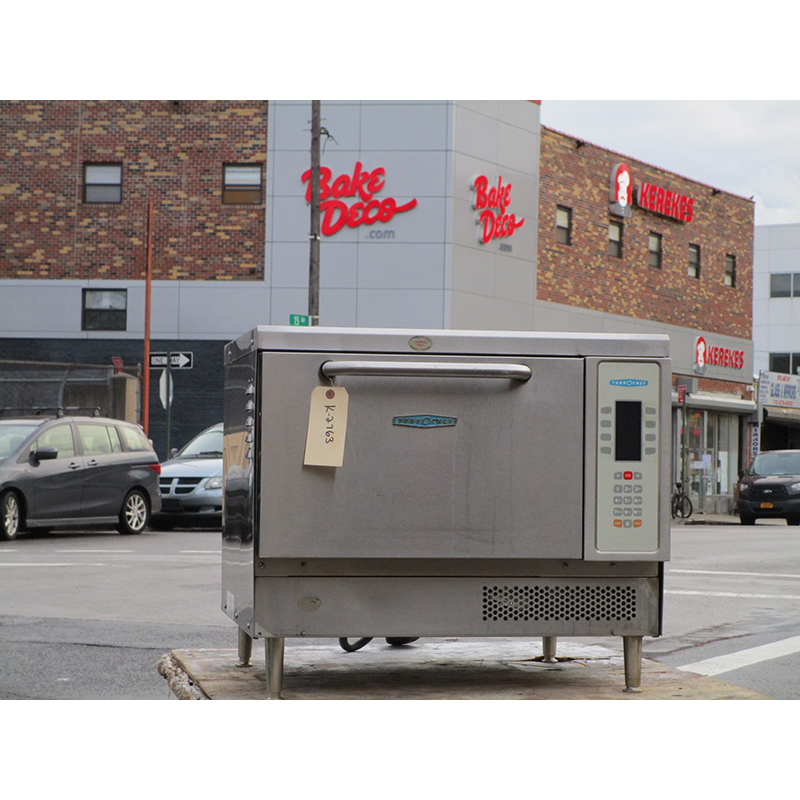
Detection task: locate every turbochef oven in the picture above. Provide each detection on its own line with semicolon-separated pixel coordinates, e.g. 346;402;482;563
222;327;671;697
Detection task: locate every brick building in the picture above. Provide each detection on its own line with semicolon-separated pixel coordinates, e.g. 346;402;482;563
538;127;755;511
1;100;268;454
1;102;756;511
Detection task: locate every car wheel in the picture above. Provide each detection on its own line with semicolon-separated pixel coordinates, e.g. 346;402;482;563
1;490;23;542
787;517;800;526
740;514;756;526
118;489;149;535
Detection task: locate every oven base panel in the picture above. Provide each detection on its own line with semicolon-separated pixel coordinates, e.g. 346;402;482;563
252;576;661;638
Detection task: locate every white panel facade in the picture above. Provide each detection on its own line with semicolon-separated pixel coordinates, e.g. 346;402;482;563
753;222;800;374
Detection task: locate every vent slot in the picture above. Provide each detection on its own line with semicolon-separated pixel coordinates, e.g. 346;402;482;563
482;584;637;623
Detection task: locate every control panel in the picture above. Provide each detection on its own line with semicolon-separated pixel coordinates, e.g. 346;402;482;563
594;361;661;553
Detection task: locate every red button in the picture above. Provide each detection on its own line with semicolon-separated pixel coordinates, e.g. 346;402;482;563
624;471;633;480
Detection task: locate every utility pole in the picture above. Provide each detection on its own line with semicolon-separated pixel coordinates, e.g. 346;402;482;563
142;199;153;435
309;100;321;326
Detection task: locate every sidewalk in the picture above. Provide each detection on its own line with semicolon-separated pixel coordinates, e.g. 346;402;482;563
157;638;769;700
675;511;741;525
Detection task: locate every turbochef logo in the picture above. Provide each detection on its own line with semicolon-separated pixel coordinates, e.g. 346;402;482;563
610;379;649;387
393;415;457;429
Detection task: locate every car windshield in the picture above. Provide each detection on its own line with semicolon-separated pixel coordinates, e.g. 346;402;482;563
0;423;39;459
750;452;800;476
177;427;223;458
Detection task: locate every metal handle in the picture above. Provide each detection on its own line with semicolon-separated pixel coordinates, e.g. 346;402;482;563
320;360;531;381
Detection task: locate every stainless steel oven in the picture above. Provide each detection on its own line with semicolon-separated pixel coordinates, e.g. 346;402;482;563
222;327;671;696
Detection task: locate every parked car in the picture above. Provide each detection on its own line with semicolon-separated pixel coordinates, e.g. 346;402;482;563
150;423;223;529
0;415;161;541
737;449;800;525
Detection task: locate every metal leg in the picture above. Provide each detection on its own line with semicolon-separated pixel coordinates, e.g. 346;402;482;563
542;636;557;663
623;635;643;693
266;636;285;699
237;627;253;667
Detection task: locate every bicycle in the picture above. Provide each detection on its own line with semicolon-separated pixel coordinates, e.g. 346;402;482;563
671;481;693;519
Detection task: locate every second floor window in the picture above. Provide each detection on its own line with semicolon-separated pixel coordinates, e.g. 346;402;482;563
725;254;736;287
648;233;662;268
556;206;572;245
223;164;263;204
83;163;122;204
688;244;700;278
608;221;622;258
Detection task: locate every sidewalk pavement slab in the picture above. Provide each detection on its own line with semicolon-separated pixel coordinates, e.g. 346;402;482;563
157;638;769;700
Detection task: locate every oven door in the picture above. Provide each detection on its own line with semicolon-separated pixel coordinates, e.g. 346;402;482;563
257;352;585;561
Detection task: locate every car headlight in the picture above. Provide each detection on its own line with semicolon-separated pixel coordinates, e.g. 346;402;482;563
204;477;223;490
738;483;750;495
788;482;800;494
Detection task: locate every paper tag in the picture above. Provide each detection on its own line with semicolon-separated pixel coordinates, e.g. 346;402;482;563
303;386;349;467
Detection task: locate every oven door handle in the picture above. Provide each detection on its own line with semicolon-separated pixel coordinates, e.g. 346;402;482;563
320;360;532;381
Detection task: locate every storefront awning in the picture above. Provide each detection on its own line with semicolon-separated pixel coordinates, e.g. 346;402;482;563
763;406;800;428
671;391;756;414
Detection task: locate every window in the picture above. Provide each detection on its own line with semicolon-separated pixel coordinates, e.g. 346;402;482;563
222;164;263;204
769;353;800;375
83;163;122;203
119;426;150;452
648;233;662;268
556;206;572;245
78;424;122;456
688;244;700;279
82;289;127;331
724;254;736;287
608;221;622;258
769;273;800;297
33;424;75;458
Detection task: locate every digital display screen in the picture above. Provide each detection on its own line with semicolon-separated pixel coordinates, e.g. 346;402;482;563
615;401;641;462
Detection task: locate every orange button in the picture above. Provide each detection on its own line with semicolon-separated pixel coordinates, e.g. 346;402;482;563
633;520;643;527
613;520;623;527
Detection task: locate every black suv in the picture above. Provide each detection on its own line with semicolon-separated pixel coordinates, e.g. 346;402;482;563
0;415;162;541
737;450;800;526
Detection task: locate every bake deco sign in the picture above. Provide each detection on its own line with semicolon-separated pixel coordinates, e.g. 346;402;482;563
301;162;417;236
471;175;526;245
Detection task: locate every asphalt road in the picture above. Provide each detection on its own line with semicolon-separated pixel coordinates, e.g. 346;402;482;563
1;522;799;700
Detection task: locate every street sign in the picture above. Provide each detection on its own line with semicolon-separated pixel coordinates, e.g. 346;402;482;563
677;385;686;405
159;369;173;409
150;352;193;369
290;314;310;327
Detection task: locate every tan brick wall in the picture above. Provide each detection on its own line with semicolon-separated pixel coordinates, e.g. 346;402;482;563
538;127;754;339
0;101;267;281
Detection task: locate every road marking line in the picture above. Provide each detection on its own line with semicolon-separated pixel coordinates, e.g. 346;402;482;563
670;569;800;579
678;635;800;676
667;589;800;600
0;563;107;567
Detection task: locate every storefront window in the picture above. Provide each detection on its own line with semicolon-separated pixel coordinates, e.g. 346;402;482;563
682;409;740;512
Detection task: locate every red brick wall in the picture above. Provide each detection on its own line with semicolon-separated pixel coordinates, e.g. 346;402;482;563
0;101;267;281
538;127;754;339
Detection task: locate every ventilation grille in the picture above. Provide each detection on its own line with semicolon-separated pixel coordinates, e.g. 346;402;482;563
482;584;637;623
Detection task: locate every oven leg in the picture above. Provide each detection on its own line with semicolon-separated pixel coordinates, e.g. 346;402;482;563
237;628;253;667
542;636;557;663
623;635;643;693
266;636;285;699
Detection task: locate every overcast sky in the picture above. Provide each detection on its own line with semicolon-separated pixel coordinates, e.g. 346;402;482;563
539;101;800;227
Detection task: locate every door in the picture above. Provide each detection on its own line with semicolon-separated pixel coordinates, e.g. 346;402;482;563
25;422;85;522
257;352;585;561
77;423;130;517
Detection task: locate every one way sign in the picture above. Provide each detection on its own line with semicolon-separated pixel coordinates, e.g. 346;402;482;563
150;351;193;369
